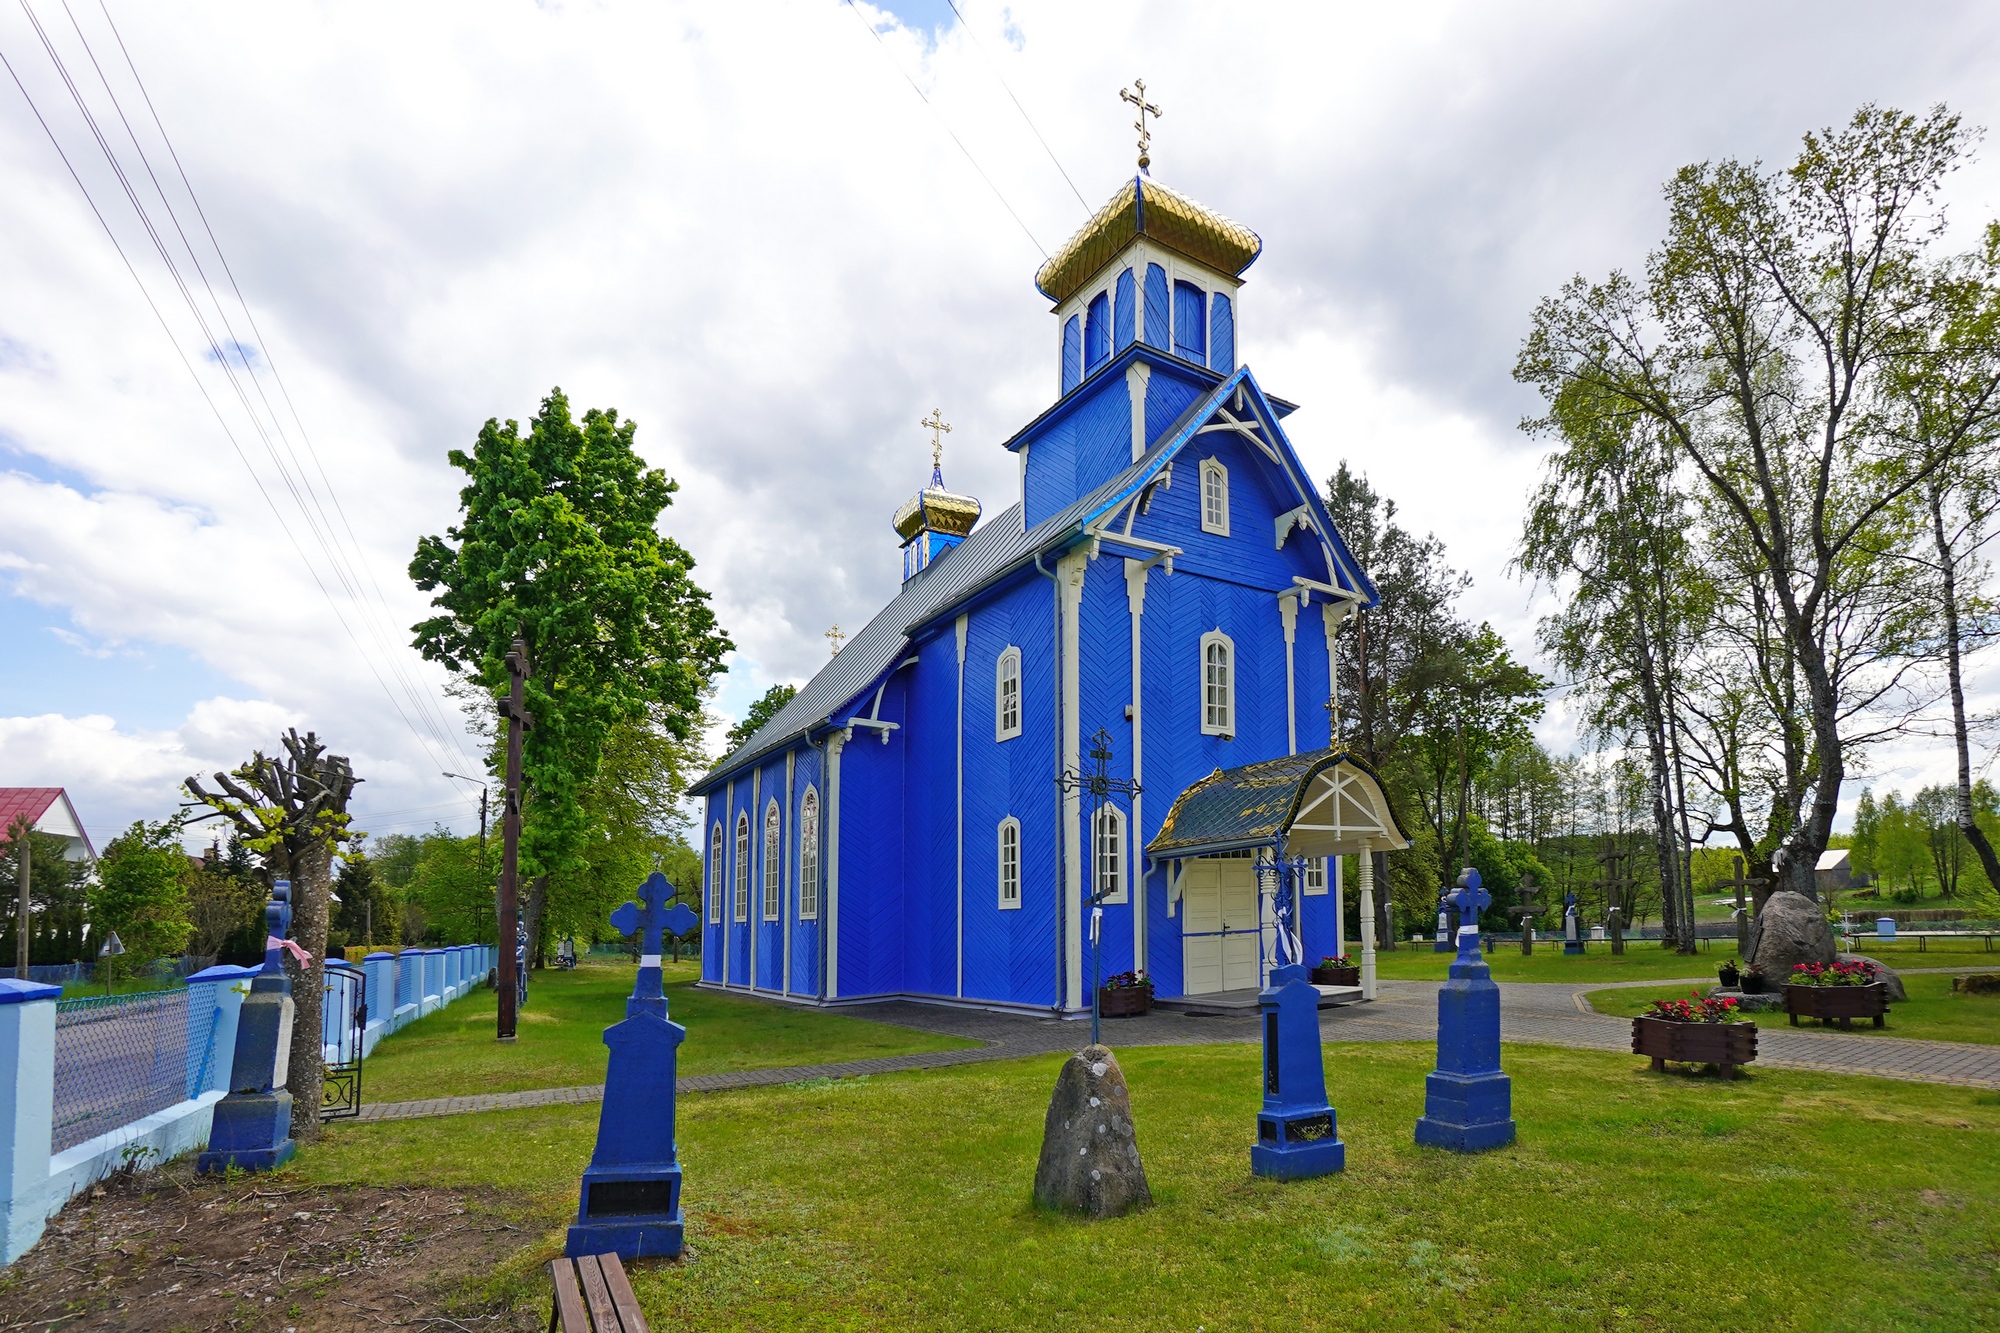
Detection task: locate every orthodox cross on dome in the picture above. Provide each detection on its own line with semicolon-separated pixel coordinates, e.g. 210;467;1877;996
921;408;952;487
1120;78;1162;173
825;624;845;656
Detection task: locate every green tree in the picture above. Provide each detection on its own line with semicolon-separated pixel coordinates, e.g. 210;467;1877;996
725;684;797;754
0;829;93;965
90;819;193;980
410;388;732;961
1850;788;1881;881
1517;104;2000;897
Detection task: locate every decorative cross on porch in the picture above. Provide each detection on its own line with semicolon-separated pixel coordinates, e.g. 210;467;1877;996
613;871;699;1016
1057;727;1143;1046
1451;867;1490;962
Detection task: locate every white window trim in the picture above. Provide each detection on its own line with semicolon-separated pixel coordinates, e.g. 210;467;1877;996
763;799;782;922
734;811;750;922
799;786;821;920
997;816;1022;910
709;821;724;924
1201;629;1235;737
1094;804;1129;905
1200;458;1230;536
995;646;1023;742
1304;857;1328;896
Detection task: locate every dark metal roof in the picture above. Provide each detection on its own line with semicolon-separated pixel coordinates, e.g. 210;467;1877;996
1144;748;1408;859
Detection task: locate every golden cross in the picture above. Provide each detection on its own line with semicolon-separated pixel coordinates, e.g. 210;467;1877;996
825;624;845;656
1120;79;1162;173
921;408;952;471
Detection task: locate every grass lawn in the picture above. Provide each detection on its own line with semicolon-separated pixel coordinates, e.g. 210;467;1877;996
362;961;976;1102
1585;973;2000;1045
1371;944;1723;984
294;1042;2000;1331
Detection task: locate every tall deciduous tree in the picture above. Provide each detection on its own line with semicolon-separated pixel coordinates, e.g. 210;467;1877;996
1518;105;2000;896
410;389;731;962
185;729;361;1140
90;819;194;982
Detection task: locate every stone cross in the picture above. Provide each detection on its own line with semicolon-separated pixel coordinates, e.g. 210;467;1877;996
612;871;699;1018
1451;868;1490;961
1589;839;1636;956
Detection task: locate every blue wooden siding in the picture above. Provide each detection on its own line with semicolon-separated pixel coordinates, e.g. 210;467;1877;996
1174;281;1207;362
1085;293;1111;375
1210;292;1235;371
1061;316;1082;394
1114;269;1136;351
1144;264;1170;350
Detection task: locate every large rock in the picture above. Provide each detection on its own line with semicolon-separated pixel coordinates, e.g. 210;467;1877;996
1032;1045;1151;1218
1747;890;1835;980
1844;956;1908;1002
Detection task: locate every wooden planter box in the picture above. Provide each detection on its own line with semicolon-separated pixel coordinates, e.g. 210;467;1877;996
1311;966;1361;987
1784;982;1888;1029
1097;986;1153;1018
1631;1016;1759;1078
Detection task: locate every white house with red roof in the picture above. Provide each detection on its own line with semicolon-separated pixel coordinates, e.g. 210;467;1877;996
0;788;96;862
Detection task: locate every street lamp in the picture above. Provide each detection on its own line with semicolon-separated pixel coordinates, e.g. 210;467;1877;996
442;773;489;856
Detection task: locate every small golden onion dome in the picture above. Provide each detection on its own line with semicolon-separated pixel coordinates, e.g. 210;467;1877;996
893;487;983;542
1035;176;1262;305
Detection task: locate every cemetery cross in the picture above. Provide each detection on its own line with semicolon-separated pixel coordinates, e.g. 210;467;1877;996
1590;839;1636;956
1413;867;1515;1153
1056;728;1141;1046
1512;873;1541;956
1716;856;1766;957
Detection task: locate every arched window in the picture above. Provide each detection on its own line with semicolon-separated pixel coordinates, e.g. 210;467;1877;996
995;647;1022;741
1201;458;1230;536
1061;315;1082;394
709;822;724;923
1210;292;1235;371
1304;857;1328;896
1143;264;1170;349
1114;268;1136;350
1174;279;1207;362
799;787;821;920
763;800;782;922
1201;630;1235;737
997;817;1021;909
734;811;750;922
1085;291;1111;373
1094;805;1127;905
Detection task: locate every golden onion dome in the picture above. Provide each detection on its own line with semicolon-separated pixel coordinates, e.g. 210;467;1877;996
1034;176;1262;304
893;487;982;542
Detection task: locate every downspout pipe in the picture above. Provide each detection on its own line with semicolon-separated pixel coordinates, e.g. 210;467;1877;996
1035;549;1066;1017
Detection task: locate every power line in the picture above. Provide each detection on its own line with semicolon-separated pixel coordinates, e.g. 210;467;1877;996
3;3;476;779
941;0;1090;213
839;0;1047;259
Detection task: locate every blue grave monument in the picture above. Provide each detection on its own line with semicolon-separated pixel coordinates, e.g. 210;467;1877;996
1249;859;1344;1179
199;879;302;1173
1413;868;1516;1154
1562;889;1584;955
1432;888;1455;953
566;871;699;1260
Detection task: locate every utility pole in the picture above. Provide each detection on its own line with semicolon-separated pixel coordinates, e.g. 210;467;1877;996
11;815;30;978
497;636;534;1042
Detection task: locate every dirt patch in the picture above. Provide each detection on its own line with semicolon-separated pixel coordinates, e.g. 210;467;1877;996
0;1161;545;1331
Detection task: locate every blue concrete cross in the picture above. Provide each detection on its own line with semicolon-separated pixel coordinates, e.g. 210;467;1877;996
612;872;698;1016
1451;868;1490;961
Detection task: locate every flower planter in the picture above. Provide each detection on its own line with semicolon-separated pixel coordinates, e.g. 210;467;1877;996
1784;981;1888;1029
1717;966;1740;989
1310;966;1361;987
1739;972;1768;994
1097;986;1154;1018
1631;1016;1759;1078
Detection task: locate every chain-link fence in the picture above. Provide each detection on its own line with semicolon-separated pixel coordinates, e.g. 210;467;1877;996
51;989;216;1154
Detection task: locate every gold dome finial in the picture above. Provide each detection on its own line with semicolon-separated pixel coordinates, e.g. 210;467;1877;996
1120;78;1162;174
921;407;952;483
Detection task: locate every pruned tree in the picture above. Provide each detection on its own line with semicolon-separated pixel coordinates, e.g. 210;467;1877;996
185;728;361;1140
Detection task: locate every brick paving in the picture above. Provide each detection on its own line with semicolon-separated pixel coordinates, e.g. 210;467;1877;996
353;973;2000;1123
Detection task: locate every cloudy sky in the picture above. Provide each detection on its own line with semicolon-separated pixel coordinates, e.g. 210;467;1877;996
4;0;1999;850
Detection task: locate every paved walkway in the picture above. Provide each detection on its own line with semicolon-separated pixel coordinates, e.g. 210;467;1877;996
353;973;2000;1123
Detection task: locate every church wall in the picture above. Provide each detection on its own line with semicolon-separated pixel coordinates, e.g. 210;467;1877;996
901;625;960;999
751;753;789;993
788;743;824;997
1076;555;1139;985
833;671;910;1000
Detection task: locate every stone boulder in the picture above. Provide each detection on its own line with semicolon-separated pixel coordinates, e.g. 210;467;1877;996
1746;890;1835;980
1705;987;1783;1012
1844;956;1908;1002
1032;1045;1151;1218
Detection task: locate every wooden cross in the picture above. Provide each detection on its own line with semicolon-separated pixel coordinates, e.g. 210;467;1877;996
825;624;845;656
921;408;952;476
1120;78;1162;172
1716;855;1766;953
1589;839;1636;955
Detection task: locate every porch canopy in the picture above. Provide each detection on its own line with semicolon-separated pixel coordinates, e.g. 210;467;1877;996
1145;747;1409;862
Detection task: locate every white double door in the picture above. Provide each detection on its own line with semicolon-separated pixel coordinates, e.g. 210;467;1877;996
1181;858;1262;995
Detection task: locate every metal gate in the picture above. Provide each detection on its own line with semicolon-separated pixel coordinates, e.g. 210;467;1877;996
320;964;366;1121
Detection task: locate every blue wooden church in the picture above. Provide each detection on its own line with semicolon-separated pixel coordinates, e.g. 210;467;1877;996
692;171;1407;1015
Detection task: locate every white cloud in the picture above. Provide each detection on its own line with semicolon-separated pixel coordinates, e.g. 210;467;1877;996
2;0;1999;839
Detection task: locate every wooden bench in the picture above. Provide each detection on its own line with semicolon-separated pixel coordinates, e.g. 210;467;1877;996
549;1252;649;1332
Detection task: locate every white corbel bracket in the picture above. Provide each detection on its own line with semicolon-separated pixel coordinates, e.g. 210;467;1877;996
1274;504;1313;549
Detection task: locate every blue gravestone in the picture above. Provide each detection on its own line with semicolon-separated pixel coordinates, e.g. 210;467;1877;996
199;880;300;1173
566;872;699;1260
1250;961;1345;1178
1562;890;1584;955
1414;868;1516;1154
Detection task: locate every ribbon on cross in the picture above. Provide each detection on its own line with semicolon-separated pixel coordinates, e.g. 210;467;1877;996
266;935;314;969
